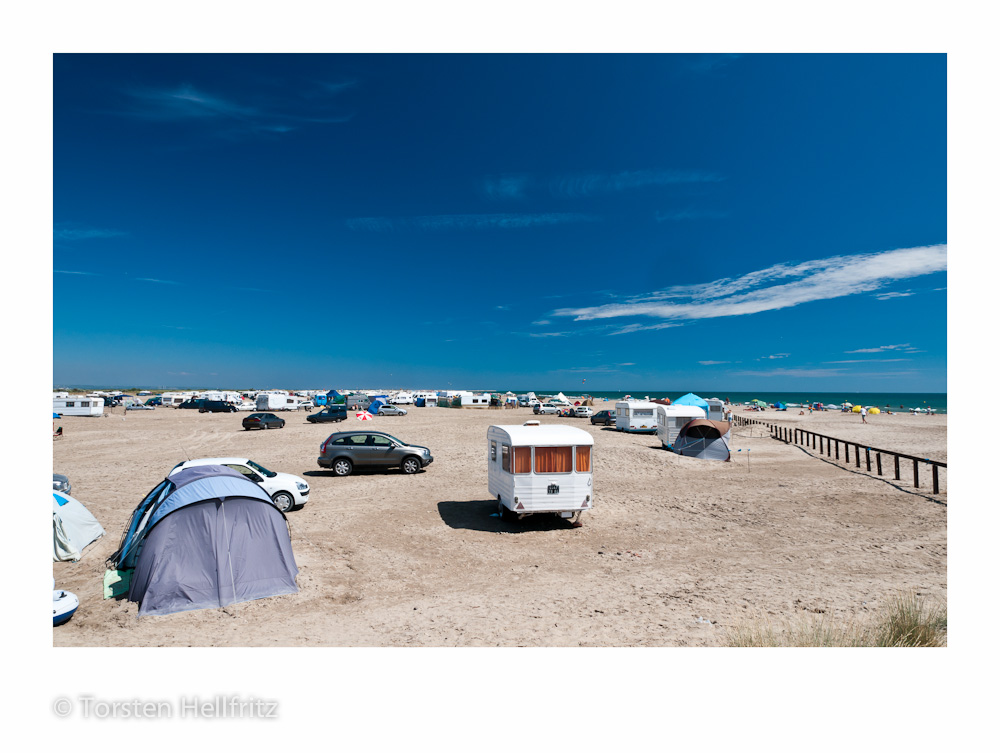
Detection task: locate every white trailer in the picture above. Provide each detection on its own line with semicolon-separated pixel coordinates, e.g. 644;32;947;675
614;400;658;433
488;421;594;525
654;404;709;449
705;398;726;422
461;393;491;408
160;392;193;407
53;397;105;417
255;393;303;411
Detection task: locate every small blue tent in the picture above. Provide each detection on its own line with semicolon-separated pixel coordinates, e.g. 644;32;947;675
672;393;709;418
326;389;345;405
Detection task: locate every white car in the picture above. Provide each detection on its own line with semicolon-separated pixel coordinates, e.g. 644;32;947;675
168;457;310;513
573;406;594;418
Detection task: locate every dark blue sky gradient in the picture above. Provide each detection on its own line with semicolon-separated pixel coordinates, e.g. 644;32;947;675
53;53;946;390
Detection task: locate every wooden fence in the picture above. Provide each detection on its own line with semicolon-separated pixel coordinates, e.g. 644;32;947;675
733;415;946;495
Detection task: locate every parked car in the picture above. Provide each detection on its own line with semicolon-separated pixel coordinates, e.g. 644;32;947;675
318;431;433;476
127;403;155;410
199;400;239;413
590;409;614;426
307;405;348;423
535;404;559;415
574;406;594;418
177;398;206;410
169;457;309;512
378;405;408;416
144;396;163;406
53;474;71;494
242;412;286;430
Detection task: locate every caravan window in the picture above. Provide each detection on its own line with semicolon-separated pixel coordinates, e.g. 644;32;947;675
66;401;75;407
513;448;531;474
535;447;572;474
501;444;510;472
633;408;653;417
576;446;591;473
490;441;497;461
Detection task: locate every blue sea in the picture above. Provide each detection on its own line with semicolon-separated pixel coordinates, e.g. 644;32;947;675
522;391;948;413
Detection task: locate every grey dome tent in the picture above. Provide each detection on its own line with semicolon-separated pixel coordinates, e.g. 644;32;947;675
108;465;298;617
53;492;105;562
673;419;732;461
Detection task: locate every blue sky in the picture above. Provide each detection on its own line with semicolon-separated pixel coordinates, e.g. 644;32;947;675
53;53;946;391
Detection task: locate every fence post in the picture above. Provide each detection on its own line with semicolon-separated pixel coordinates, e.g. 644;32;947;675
913;459;919;488
876;453;882;476
835;440;839;461
812;433;816;450
865;447;871;472
855;444;861;468
894;455;900;480
933;464;939;495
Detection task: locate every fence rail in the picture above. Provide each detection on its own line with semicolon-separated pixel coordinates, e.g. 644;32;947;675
733;415;946;495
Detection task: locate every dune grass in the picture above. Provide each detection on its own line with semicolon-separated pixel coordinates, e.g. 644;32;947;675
725;591;946;647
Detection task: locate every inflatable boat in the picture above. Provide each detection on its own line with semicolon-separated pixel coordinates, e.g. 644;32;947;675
53;582;79;626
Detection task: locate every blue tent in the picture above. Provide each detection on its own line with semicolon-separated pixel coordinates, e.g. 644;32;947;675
368;399;384;415
325;389;345;404
672;393;709;418
775;402;787;411
108;465;298;616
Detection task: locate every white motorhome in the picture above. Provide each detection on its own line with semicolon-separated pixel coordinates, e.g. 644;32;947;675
53;392;69;399
53;397;104;417
655;404;709;449
391;392;414;405
256;393;303;411
615;400;659;433
488;421;594;525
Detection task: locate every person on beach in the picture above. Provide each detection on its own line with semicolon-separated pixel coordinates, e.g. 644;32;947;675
861;407;868;424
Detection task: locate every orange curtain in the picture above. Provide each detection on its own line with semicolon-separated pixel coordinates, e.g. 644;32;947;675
535;446;572;473
513;447;532;474
576;446;591;472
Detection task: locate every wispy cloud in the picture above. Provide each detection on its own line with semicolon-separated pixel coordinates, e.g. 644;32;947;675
553;244;946;324
874;290;915;300
346;213;597;232
136;278;181;285
845;344;912;354
54;225;126;241
655;208;729;222
550;169;724;198
825;359;910;364
483;174;530;200
759;353;790;360
606;322;681;336
529;332;569;338
532;319;551;326
699;360;731;365
55;269;101;276
122;83;354;136
168;371;195;376
730;368;847;378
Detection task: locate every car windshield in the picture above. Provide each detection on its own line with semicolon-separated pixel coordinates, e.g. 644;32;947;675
246;460;277;478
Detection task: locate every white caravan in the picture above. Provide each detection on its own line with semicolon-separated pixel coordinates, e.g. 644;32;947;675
488;421;594;525
256;393;304;411
461;393;491;408
705;398;726;422
53;397;104;417
654;405;709;449
615;400;659;433
391;392;415;405
160;392;194;407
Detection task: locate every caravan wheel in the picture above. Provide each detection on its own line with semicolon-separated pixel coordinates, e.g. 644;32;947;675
498;497;517;522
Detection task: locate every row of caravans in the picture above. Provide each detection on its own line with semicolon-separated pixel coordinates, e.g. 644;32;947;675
614;398;727;439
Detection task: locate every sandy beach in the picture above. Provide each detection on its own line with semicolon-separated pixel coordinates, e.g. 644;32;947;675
52;402;946;647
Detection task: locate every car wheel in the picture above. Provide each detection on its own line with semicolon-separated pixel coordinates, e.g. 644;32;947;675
333;458;353;477
271;491;295;513
279;421;285;428
199;408;206;413
401;456;421;474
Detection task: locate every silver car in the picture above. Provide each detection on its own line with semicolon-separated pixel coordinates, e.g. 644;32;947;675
377;405;408;416
318;431;432;476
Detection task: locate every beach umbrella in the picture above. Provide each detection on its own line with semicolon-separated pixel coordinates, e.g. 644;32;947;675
868;407;880;415
843;402;853;408
356;411;374;421
852;405;862;413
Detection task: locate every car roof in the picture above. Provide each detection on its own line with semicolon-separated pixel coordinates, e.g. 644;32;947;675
168;457;251;475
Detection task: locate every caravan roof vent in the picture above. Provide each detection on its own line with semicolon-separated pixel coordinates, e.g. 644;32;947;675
522;420;541;427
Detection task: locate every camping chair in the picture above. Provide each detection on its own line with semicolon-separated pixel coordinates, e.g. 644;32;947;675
53;426;63;439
